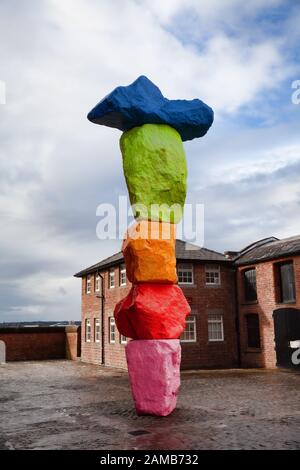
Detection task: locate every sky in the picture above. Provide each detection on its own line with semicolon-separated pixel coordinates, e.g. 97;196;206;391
0;0;300;322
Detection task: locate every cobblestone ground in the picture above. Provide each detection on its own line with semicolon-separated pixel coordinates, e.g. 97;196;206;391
0;361;299;450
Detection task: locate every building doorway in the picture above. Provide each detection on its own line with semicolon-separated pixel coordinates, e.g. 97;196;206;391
273;308;300;369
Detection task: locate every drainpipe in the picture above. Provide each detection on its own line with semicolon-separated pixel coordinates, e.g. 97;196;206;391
96;272;105;365
234;267;242;367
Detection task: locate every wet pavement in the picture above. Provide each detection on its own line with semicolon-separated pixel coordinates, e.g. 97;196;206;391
0;360;299;450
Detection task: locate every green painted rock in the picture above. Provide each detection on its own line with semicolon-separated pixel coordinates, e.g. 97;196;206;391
120;124;187;223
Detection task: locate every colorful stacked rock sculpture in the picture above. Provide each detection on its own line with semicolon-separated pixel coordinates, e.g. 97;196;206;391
88;76;214;416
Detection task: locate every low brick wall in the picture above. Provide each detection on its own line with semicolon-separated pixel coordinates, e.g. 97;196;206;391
0;326;81;362
66;325;81;360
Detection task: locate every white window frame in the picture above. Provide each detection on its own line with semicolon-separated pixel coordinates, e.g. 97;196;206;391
94;318;100;343
109;268;115;289
86;275;92;294
208;313;224;342
85;318;91;342
95;274;101;293
120;334;127;344
205;264;221;286
109;317;116;343
180;314;197;342
120;264;126;287
177;263;194;285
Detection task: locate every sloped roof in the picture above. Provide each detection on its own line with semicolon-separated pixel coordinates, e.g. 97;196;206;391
235;235;300;266
175;239;227;262
74;251;124;277
74;239;227;277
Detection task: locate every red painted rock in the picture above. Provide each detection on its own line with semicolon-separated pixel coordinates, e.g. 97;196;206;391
114;283;191;339
126;339;181;416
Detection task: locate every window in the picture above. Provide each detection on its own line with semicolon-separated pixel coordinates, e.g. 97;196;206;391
109;268;115;289
177;264;194;284
246;314;261;348
208;313;224;341
120;334;127;344
85;319;91;342
243;268;257;302
109;317;116;343
205;264;221;285
95;274;101;293
180;315;196;342
120;264;126;287
94;318;100;343
277;261;296;303
86;275;92;294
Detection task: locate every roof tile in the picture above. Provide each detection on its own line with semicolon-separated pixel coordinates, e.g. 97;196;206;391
74;239;227;277
235;235;300;265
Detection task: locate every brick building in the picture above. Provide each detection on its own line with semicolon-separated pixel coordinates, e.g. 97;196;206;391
74;236;300;370
235;236;300;369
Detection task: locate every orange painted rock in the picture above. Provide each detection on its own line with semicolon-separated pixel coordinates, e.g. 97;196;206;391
114;283;191;339
122;220;177;283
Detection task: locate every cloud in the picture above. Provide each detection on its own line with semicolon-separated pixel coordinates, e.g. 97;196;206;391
194;152;300;252
140;0;285;26
0;0;299;322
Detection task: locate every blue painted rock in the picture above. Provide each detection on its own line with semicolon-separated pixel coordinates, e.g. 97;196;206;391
114;283;191;339
87;75;214;142
121;124;187;223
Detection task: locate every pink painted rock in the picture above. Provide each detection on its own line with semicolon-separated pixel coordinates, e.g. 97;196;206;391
126;339;181;416
114;283;191;339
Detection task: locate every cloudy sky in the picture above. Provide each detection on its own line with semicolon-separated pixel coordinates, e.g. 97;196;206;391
0;0;300;322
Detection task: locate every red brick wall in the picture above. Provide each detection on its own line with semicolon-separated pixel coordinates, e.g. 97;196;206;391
65;325;81;360
0;327;66;361
103;266;131;369
237;255;300;368
81;275;103;365
81;267;130;369
0;326;81;362
180;263;238;369
80;262;238;370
